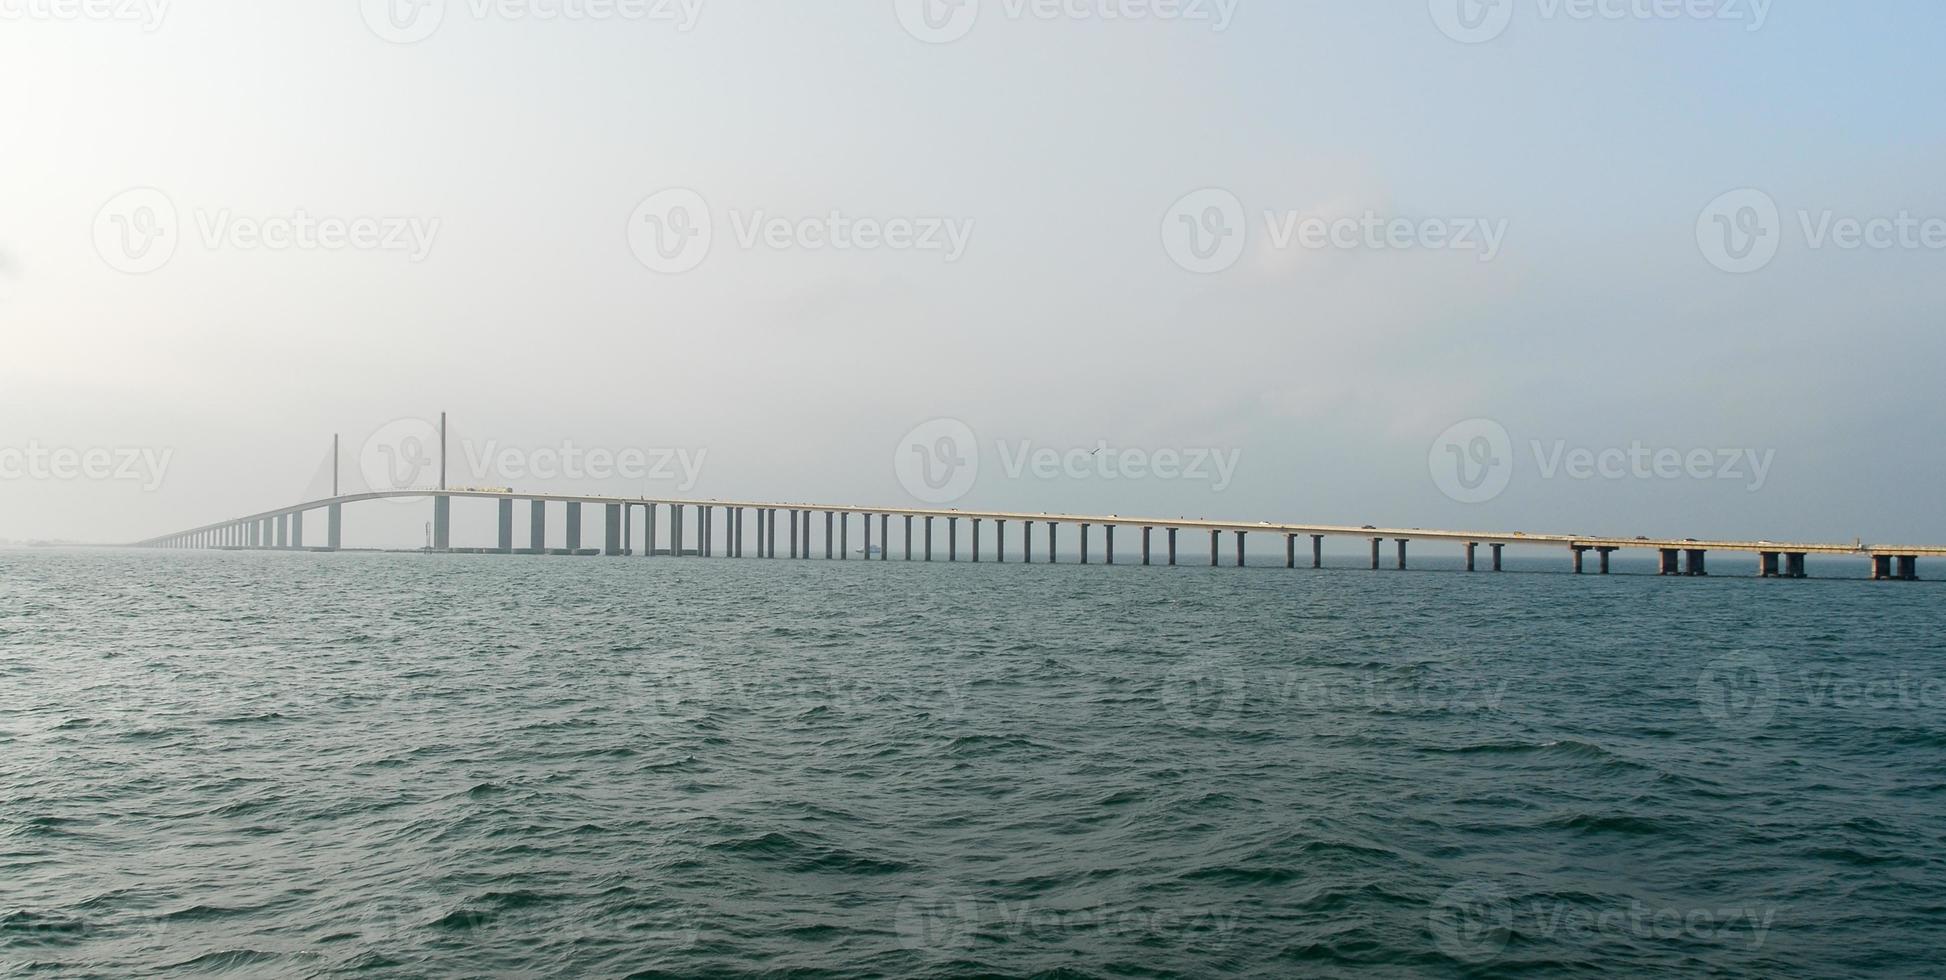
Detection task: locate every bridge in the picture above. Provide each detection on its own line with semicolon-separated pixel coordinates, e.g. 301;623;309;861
130;422;1939;582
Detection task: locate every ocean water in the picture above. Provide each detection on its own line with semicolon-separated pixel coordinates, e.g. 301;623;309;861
2;548;1942;977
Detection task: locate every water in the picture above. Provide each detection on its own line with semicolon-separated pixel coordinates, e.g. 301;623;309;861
3;548;1942;977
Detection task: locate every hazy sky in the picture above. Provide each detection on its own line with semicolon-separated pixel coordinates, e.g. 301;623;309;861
4;1;1944;547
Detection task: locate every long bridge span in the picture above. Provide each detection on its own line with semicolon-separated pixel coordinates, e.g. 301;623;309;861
135;487;1941;582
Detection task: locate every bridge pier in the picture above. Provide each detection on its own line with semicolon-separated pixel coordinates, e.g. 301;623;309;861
904;514;913;560
1658;548;1680;576
1491;543;1503;571
1237;531;1247;568
1210;530;1220;567
1105;525;1115;565
565;502;582;552
1048;522;1057;563
1871;554;1893;580
972;518;980;562
1785;552;1805;578
1598;547;1616;574
925;516;934;561
433;496;450;551
840;512;849;560
273;514;286;549
1023;520;1032;563
1395;538;1407;570
1144;527;1154;566
1759;551;1780;578
1313;535;1324;569
1285;534;1295;569
788;510;798;558
1464;542;1477;571
497;499;514;553
948;517;958;561
1369;537;1382;570
1684;549;1708;576
1900;556;1920;581
291;512;303;549
995;520;1004;563
606;504;623;556
1169;528;1179;566
1572;546;1587;574
328;505;344;550
1079;523;1089;565
825;512;834;560
863;511;871;560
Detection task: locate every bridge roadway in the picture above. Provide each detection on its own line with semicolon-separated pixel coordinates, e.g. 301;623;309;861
135;489;1943;581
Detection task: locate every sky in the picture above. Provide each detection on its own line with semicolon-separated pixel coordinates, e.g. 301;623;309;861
2;0;1944;549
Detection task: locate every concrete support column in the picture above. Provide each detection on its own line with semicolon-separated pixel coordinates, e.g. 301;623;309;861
1598;547;1616;574
1237;531;1247;568
1104;525;1113;565
1048;522;1057;563
1395;538;1407;570
787;510;797;559
1571;547;1587;574
1285;534;1295;569
996;521;1005;563
802;510;812;559
1785;552;1806;578
1759;551;1780;578
881;514;889;561
1464;542;1477;571
1684;549;1708;577
1658;548;1680;576
433;496;450;551
292;512;304;549
971;519;980;563
1170;528;1179;566
1079;524;1089;565
904;515;913;560
566;502;583;552
497;499;514;552
1871;554;1893;581
328;503;343;550
1899;556;1920;581
925;516;934;561
605;504;623;556
1369;537;1382;570
821;511;831;559
1143;527;1153;566
839;512;848;560
1313;535;1324;569
1491;543;1504;572
1023;520;1032;563
864;512;872;560
948;517;958;562
1210;530;1220;567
